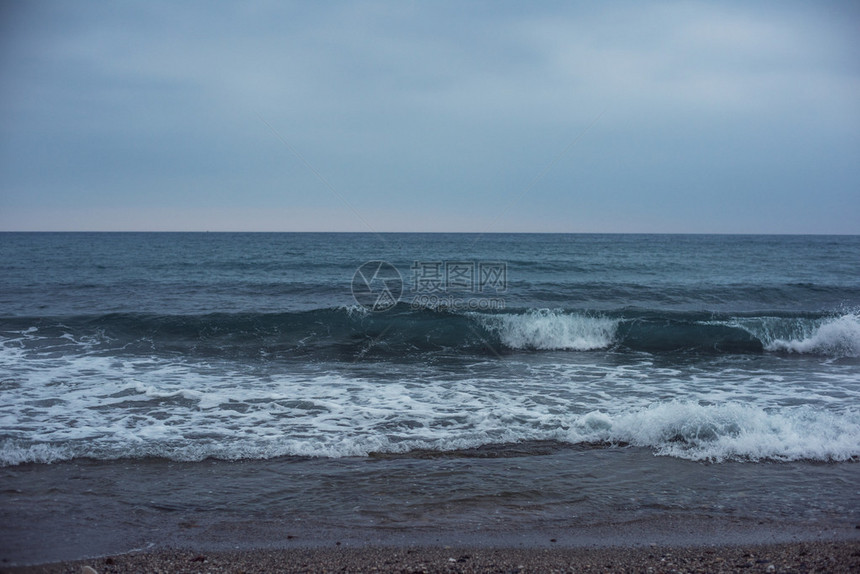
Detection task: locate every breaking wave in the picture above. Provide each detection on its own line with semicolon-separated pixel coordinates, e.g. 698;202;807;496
475;309;617;351
2;395;857;465
7;308;858;359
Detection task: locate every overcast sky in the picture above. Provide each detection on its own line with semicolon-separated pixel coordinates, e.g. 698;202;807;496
1;1;858;233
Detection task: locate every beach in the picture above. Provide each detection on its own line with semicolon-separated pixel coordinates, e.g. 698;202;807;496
8;540;860;573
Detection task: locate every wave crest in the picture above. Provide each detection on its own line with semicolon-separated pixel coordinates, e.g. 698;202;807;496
475;309;617;351
575;401;859;462
764;313;860;358
3;400;856;465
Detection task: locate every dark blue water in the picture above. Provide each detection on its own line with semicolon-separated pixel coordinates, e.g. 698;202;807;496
1;233;858;563
2;232;859;315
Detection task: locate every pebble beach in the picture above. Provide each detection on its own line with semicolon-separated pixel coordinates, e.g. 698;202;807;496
7;541;860;574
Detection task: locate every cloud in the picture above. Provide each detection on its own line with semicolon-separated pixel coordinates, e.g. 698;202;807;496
1;1;858;232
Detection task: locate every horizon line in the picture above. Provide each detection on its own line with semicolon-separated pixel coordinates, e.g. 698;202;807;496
1;230;858;236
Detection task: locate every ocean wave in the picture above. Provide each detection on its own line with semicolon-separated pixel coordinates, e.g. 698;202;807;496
728;312;860;358
764;313;860;358
1;367;857;465
473;309;617;351
576;401;860;462
0;441;72;465
3;309;859;360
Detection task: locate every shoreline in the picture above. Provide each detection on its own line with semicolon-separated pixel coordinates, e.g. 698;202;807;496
5;451;858;566
3;511;858;567
4;517;859;572
6;540;859;573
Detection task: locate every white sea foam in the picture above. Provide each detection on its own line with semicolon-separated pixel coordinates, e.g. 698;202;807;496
2;323;858;465
342;304;371;318
0;441;71;465
577;401;860;462
475;309;617;350
3;395;856;464
1;350;857;464
764;312;860;358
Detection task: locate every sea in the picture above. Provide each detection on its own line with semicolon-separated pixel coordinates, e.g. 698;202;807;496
1;232;859;563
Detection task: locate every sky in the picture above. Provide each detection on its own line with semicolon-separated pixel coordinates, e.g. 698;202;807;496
1;1;858;233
